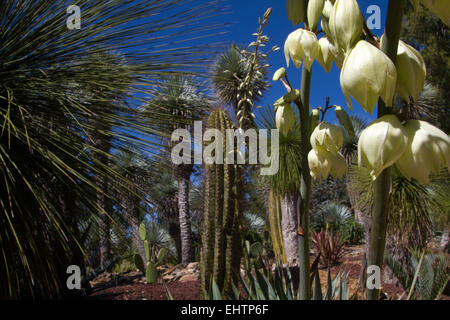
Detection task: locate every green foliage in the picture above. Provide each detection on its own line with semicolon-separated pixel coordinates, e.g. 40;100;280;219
348;164;442;248
401;5;449;133
311;229;345;268
208;245;356;300
136;222;173;283
311;202;364;246
385;249;449;300
0;0;224;298
211;8;274;130
200;109;242;299
257;104;303;194
340;219;365;245
311;201;352;233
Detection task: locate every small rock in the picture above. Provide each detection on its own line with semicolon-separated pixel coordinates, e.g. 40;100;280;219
180;274;199;282
186;262;199;271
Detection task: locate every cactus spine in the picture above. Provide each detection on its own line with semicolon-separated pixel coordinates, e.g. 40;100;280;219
200;109;242;299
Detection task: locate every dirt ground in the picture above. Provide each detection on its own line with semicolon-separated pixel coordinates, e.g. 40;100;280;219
86;245;448;300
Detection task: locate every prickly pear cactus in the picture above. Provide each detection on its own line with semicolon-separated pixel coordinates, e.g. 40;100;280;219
200;109;242;299
134;222;168;284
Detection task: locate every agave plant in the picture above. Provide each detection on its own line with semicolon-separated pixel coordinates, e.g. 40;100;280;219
208;245;356;300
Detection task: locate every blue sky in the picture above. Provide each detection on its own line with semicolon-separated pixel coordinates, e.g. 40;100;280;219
214;0;389;125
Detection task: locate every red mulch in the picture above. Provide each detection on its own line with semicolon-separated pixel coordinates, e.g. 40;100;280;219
88;281;200;300
87;246;449;300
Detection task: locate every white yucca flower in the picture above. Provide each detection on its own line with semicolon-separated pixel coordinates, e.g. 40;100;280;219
308;147;347;180
310;121;343;155
395;40;426;102
328;0;363;52
322;0;334;20
317;37;333;72
307;0;325;30
396;120;450;184
275;103;295;136
284;28;320;71
358;115;408;180
340;40;397;114
329;151;348;179
308;147;332;180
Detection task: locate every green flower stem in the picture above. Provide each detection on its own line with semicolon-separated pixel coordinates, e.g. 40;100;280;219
367;0;406;301
297;64;312;300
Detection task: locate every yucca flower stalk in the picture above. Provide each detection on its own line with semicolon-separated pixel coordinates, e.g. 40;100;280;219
366;0;407;300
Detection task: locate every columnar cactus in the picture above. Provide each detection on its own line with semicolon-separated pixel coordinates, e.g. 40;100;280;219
200;109;242;299
268;190;286;264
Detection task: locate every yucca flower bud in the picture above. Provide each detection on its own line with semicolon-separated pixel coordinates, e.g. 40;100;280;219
310;121;343;155
340;40;397;114
273;67;286;81
358;115;408;180
287;0;306;26
329;151;348;179
396;40;426;102
311;109;320;132
396;120;450;184
421;0;449;26
329;0;363;52
308;147;331;180
335;106;355;137
275;103;295;136
317;37;333;72
284;28;320;71
275;89;301;106
308;0;325;30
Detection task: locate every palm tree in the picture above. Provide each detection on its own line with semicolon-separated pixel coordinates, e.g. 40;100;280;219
211;45;269;130
0;0;223;298
257;105;303;266
145;76;210;264
147;160;183;261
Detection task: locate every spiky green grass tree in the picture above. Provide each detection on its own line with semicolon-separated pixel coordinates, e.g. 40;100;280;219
146;76;210;264
0;0;223;298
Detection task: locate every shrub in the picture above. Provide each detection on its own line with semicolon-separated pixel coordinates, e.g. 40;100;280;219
311;229;345;268
340;219;365;245
311;201;352;233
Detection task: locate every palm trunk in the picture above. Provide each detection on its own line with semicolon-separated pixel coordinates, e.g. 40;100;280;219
281;192;299;266
178;166;193;264
122;185;146;265
440;228;449;253
97;174;112;268
367;0;406;300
